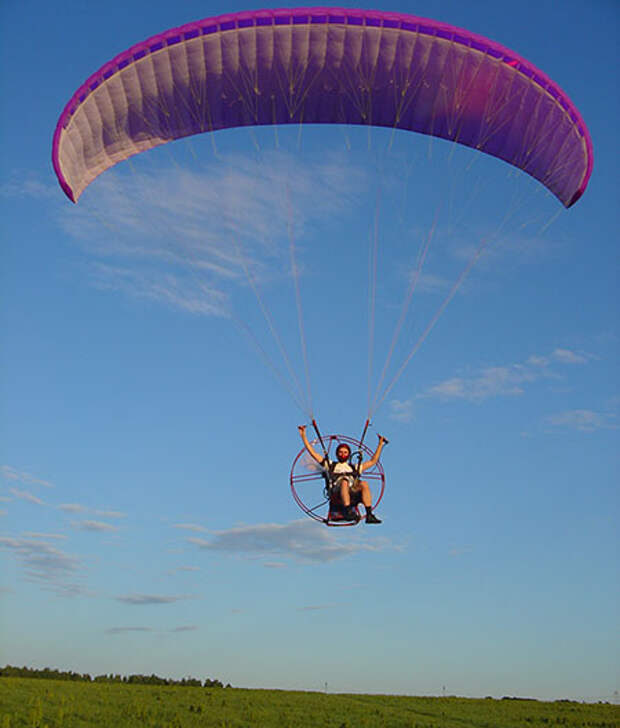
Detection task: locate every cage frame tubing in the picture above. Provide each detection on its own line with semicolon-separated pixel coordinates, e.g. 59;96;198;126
290;433;385;527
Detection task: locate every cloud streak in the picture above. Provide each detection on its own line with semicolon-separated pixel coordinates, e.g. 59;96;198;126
188;520;389;563
421;348;589;404
544;409;617;432
59;503;87;513
1;466;53;488
60;503;126;519
296;604;338;612
71;520;119;533
170;625;198;633
115;593;194;606
172;523;209;533
9;488;46;506
106;626;153;635
0;537;84;596
167;566;200;575
58;150;367;318
105;624;198;634
389;398;414;423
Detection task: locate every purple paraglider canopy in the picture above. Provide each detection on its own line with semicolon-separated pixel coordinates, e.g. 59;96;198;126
52;7;592;207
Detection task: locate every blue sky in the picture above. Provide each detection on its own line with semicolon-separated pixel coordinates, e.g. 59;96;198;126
1;0;618;700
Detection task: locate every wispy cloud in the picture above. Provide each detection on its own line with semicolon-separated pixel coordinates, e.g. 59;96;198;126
60;503;126;519
427;367;530;401
448;546;473;557
1;466;53;488
397;265;452;296
106;626;154;635
105;624;198;635
23;532;67;540
170;565;200;572
188;520;390;563
71;520;119;533
544;409;617;432
88;262;229;317
170;625;198;633
58;151;367;318
389;398;414;423
403;347;614;436
96;510;126;519
172;523;209;533
551;348;590;365
449;215;561;273
296;604;338;612
0;175;57;200
9;488;46;506
115;593;194;605
421;348;589;404
0;537;84;596
60;503;87;514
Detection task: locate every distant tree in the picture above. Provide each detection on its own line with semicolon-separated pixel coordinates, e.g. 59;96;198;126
0;665;93;682
204;678;224;688
1;664;228;688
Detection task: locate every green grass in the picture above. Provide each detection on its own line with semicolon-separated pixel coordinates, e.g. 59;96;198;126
1;678;618;728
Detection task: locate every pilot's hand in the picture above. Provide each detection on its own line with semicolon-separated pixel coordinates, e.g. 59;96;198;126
298;425;306;434
378;433;389;445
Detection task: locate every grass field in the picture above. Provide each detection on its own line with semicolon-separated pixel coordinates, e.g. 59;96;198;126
1;678;618;727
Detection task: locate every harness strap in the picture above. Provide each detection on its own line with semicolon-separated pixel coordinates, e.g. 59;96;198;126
322;458;360;484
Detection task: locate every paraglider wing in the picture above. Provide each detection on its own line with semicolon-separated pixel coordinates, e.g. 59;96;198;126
53;7;592;207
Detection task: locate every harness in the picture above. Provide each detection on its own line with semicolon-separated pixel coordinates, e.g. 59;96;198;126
322;456;361;498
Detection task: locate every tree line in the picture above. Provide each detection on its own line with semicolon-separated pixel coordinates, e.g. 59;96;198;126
0;665;229;688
